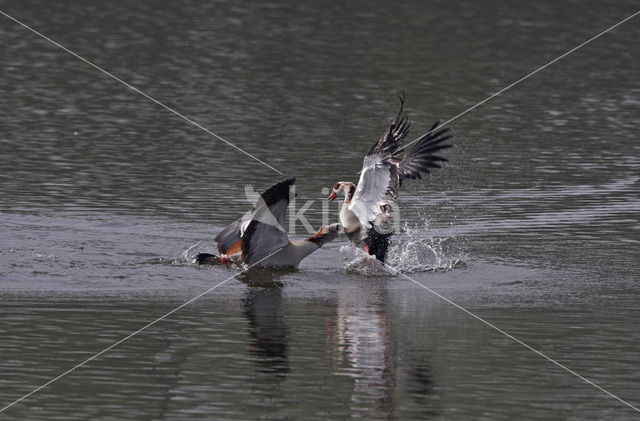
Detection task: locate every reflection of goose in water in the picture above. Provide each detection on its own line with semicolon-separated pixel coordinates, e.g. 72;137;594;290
402;349;437;417
242;286;290;378
330;282;437;417
332;283;395;416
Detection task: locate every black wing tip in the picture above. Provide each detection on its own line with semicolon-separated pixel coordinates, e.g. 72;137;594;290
240;219;259;257
276;177;296;188
260;178;295;207
242;219;258;240
397;118;453;181
398;90;407;106
195;253;218;265
413;143;453;156
367;92;412;158
411;123;453;153
388;92;408;129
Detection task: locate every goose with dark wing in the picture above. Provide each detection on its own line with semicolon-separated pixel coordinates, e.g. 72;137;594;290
328;94;452;262
197;178;342;268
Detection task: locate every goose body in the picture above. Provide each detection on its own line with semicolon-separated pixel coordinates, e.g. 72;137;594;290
329;94;452;262
332;182;366;245
197;178;341;269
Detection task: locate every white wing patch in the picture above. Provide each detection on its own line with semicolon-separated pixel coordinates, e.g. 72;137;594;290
239;196;288;237
348;155;391;228
239;211;253;237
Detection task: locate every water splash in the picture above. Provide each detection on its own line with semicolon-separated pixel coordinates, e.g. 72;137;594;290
387;233;464;274
180;241;217;264
342;219;465;275
341;245;397;277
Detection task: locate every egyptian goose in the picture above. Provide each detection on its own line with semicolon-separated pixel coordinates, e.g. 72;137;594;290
197;178;342;268
328;94;452;262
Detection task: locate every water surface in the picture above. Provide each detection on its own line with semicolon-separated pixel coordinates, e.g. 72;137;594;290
1;0;639;419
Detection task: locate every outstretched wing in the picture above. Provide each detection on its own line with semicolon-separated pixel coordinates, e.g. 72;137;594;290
349;94;453;229
397;121;452;182
366;91;410;159
348;94;411;228
348;156;394;228
215;178;293;260
240;178;294;264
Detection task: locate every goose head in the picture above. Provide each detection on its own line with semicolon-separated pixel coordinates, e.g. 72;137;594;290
308;223;344;246
328;181;356;202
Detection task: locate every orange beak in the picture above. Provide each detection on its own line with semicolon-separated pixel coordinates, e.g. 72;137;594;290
328;191;337;202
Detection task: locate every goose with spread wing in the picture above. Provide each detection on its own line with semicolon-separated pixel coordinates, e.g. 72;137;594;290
328;94;452;262
197;178;342;268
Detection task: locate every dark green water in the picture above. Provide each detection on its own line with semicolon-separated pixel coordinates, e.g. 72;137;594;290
1;0;639;419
